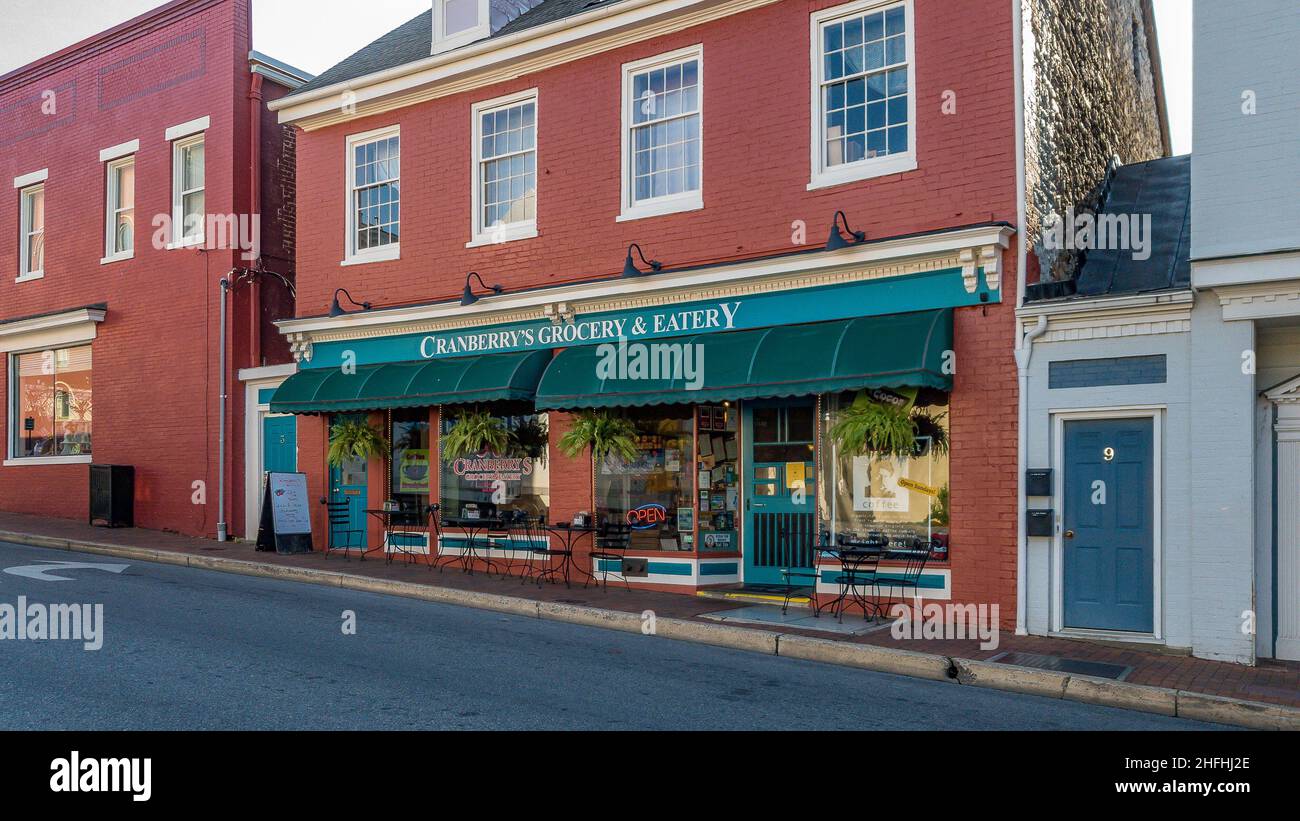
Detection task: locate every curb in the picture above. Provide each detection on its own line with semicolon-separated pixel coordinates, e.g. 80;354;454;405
3;529;1297;731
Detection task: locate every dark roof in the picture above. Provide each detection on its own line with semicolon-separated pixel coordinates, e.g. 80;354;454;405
1026;154;1191;302
288;0;622;98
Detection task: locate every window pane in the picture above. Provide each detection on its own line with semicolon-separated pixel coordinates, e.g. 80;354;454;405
13;346;91;458
55;346;92;456
444;0;479;36
27;189;44;231
821;7;909;169
183;191;205;239
115;163;135;210
182;141;204;191
115;209;134;254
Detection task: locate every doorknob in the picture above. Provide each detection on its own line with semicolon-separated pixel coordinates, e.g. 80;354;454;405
1064;530;1075;539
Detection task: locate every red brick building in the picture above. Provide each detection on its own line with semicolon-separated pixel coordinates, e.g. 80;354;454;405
0;0;306;539
262;0;1164;623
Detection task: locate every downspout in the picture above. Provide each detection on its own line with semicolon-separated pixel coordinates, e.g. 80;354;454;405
218;273;232;542
1013;0;1030;634
248;72;264;366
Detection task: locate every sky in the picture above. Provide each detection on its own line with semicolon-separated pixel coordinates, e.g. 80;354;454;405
1;0;1193;153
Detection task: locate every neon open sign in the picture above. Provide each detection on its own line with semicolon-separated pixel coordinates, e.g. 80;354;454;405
626;503;667;530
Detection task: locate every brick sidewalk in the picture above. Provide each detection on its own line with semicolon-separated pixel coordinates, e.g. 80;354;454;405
2;511;1296;711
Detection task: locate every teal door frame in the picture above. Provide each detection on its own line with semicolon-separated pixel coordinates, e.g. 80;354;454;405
329;414;369;550
742;398;818;586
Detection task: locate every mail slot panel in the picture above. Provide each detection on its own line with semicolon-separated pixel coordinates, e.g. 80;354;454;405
1026;509;1054;537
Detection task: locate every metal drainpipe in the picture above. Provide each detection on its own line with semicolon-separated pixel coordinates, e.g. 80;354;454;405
218;274;232;542
1013;0;1029;634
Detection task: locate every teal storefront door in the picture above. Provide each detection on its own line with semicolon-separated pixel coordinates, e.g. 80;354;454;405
262;416;297;474
328;415;368;549
743;398;818;586
1063;418;1154;632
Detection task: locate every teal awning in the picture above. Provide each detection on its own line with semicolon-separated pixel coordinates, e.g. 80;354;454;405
270;350;551;414
534;309;952;410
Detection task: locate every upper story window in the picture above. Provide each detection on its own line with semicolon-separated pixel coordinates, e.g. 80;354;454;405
105;156;135;261
172;135;206;245
434;0;490;55
470;90;537;246
345;126;401;264
18;184;45;281
810;0;916;190
620;46;703;222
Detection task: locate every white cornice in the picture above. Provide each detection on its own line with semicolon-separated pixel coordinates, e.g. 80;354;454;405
278;224;1013;346
0;307;106;353
1016;290;1194;342
271;0;780;130
1213;279;1300;322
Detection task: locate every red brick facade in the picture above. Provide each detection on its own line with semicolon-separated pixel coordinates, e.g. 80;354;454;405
0;0;295;538
283;0;1021;610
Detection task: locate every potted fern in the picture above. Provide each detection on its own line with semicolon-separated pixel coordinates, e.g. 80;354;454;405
441;408;511;462
556;409;640;463
327;419;388;467
508;415;550;464
829;390;948;458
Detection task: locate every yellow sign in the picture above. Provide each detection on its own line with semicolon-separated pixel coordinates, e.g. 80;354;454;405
899;477;938;497
785;462;806;489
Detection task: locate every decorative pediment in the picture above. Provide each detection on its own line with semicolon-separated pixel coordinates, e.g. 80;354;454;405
1265;373;1300;404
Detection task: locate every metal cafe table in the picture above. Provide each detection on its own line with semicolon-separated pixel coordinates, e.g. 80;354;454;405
441;516;507;575
535;522;598;588
815;544;886;621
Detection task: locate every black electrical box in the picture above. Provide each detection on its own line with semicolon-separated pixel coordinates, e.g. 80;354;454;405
89;464;134;528
1025;468;1053;497
1026;509;1054;537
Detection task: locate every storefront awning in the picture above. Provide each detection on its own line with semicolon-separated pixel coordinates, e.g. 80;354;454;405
270;349;551;414
534;309;953;410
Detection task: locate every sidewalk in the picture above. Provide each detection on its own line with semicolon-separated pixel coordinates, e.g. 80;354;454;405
2;510;1297;729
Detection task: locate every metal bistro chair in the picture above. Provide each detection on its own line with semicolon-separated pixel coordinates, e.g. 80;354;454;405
385;502;431;566
586;522;632;592
320;498;365;560
780;529;830;616
876;537;933;620
485;514;516;577
514;514;559;586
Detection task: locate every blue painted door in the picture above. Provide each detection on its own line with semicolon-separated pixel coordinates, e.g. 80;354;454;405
743;398;818;586
329;415;368;549
1063;418;1154;632
262;416;297;474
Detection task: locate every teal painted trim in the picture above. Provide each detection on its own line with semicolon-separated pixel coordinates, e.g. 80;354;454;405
257;388;278;404
596;559;693;576
821;572;945;590
304;266;997;370
438;537;545;551
699;562;739;576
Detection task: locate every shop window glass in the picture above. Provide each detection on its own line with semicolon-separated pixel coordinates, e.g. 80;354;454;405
440;411;550;520
695;404;739;552
12;345;92;458
595;408;696;552
818;390;949;559
391;409;431;524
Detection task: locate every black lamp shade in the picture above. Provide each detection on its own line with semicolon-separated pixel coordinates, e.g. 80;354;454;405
826;225;852;251
623;253;644;278
461;283;480;306
328;298;344;317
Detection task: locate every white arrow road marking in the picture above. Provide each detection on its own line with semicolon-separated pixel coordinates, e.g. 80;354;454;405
3;561;129;582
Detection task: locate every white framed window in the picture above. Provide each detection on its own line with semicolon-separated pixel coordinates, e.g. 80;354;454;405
619;45;703;222
433;0;490;55
8;344;93;464
469;89;537;247
344;126;401;265
171;134;206;246
104;156;135;262
809;0;916;190
18;184;45;281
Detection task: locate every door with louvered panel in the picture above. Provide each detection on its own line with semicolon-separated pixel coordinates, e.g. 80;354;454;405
742;399;817;586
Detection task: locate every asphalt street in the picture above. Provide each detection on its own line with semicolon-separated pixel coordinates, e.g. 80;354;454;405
0;540;1225;730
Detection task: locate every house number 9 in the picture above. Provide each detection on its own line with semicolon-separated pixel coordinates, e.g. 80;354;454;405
1103;446;1115;462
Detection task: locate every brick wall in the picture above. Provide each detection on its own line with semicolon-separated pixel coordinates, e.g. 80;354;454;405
0;0;269;538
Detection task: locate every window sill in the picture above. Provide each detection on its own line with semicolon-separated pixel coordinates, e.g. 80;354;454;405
166;237;205;250
808;154;918;191
15;271;44;283
4;455;93;467
465;223;538;248
617;193;703;223
341;245;400;266
101;251;134;265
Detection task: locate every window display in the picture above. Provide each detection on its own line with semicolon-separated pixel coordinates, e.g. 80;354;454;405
12;345;92;459
390;409;431;524
695;404;739;552
596;407;694;551
818;389;950;559
439;409;550;521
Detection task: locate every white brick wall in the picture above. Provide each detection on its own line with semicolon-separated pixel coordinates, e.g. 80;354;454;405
1192;0;1300;262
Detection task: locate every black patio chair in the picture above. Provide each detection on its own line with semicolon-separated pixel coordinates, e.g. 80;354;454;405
514;514;559;586
780;529;830;615
586;522;632;591
320;498;365;560
385;501;429;566
877;537;933;619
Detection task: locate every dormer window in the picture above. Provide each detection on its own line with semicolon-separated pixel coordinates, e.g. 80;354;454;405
433;0;490;54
